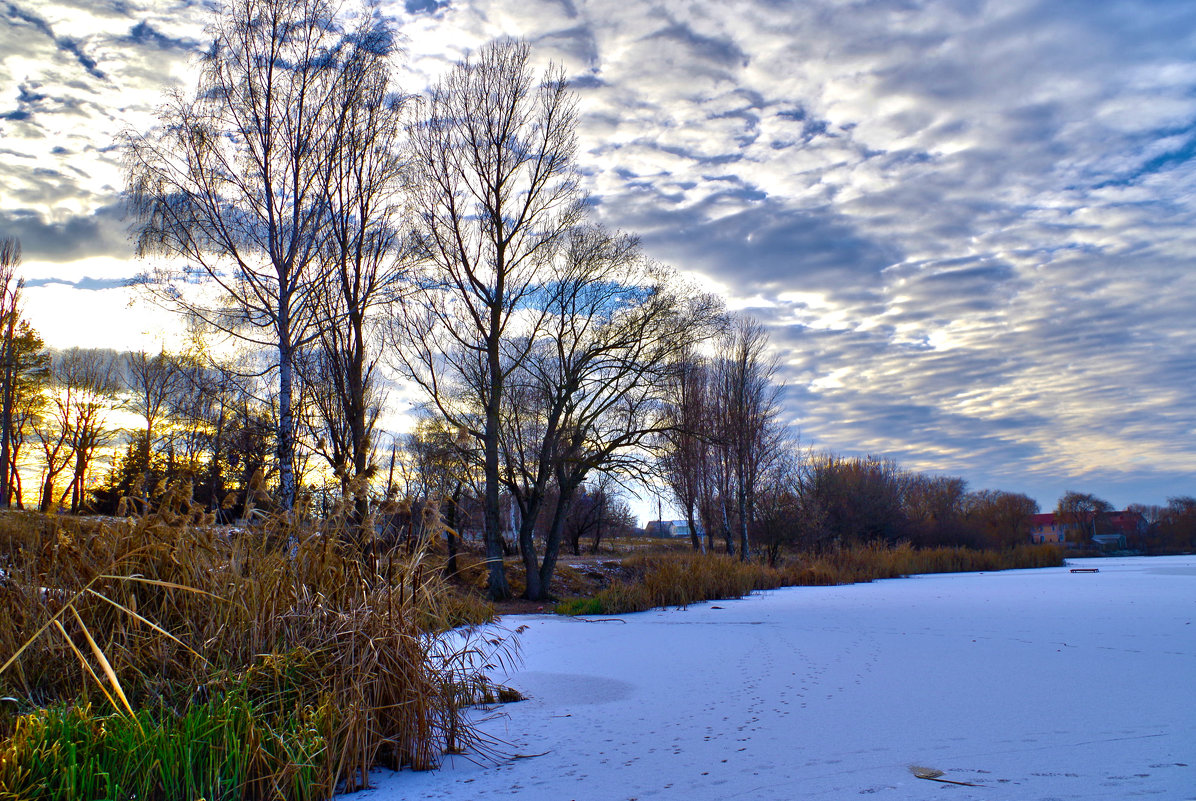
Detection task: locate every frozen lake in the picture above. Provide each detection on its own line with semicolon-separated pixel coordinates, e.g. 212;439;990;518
369;556;1196;800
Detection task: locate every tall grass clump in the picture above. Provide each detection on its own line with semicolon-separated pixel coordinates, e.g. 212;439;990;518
0;482;504;800
555;552;782;615
557;543;1064;616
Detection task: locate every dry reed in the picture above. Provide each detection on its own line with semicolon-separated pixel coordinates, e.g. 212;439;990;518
556;542;1064;615
0;482;504;800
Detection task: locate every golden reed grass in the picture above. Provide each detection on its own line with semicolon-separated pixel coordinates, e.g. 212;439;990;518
556;542;1064;615
0;481;504;799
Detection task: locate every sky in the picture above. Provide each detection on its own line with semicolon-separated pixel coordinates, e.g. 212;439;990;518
1;0;1195;512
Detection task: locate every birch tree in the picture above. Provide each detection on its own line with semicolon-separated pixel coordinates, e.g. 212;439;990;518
125;0;385;508
302;19;411;532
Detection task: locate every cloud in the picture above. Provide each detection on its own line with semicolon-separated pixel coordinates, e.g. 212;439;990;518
24;275;128;290
124;19;197;51
615;194;901;305
4;2;108;79
0;205;130;261
2;0;1194;508
405;0;450;14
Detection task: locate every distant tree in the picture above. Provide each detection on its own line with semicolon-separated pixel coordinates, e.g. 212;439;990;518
963;489;1039;549
753;444;805;566
3;321;48;507
659;350;712;553
125;349;181;500
801;454;909;547
0;237;23;507
34;349;122;512
1126;502;1164;527
1156;496;1196;553
395;39;585;600
564;479;636;555
715;317;784;560
403;415;477;576
904;474;969;547
1055;490;1113;546
61;350;123;513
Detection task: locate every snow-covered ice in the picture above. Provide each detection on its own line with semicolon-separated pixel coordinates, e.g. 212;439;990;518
367;556;1196;800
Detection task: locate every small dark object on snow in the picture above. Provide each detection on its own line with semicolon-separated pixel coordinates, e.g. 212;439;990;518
909;766;981;786
1069;568;1099;573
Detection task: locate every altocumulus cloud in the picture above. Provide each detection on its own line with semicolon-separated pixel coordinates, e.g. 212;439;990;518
2;0;1194;506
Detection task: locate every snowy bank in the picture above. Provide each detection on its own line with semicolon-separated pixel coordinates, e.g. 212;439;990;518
366;556;1196;800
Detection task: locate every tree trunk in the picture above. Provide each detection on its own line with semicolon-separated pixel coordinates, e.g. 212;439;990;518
595;495;605;553
277;341;297;510
571;526;582;556
721;498;735;556
70;451;87;513
443;483;462;579
738;483;750;562
349;312;371;544
482;379;511;600
686;506;702;552
0;312;15;508
536;476;582;601
40;474;54;513
517;494;544;600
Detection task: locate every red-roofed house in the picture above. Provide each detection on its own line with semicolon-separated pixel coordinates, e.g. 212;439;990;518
1030;513;1066;544
1029;510;1145;548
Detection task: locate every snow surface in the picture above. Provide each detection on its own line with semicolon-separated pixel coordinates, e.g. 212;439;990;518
366;556;1196;800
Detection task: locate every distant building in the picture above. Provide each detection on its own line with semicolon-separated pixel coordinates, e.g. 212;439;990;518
1030;513;1066;544
1106;511;1148;539
1029;510;1144;549
644;519;700;539
1091;533;1128;550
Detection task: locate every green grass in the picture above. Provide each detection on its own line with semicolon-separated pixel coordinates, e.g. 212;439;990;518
0;675;337;801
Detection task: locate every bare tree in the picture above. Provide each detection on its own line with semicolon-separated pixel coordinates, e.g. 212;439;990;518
302;15;411;533
904;473;969;547
62;350;123;513
1055;490;1113;545
125;349;181;500
34;349;122;512
659;350;712;552
0;238;22;507
507;228;721;599
395;39;584;600
711;316;784;560
124;0;388;508
964;489;1038;549
753;444;805;566
801;453;909;548
161;336;238;507
403;415;478;576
